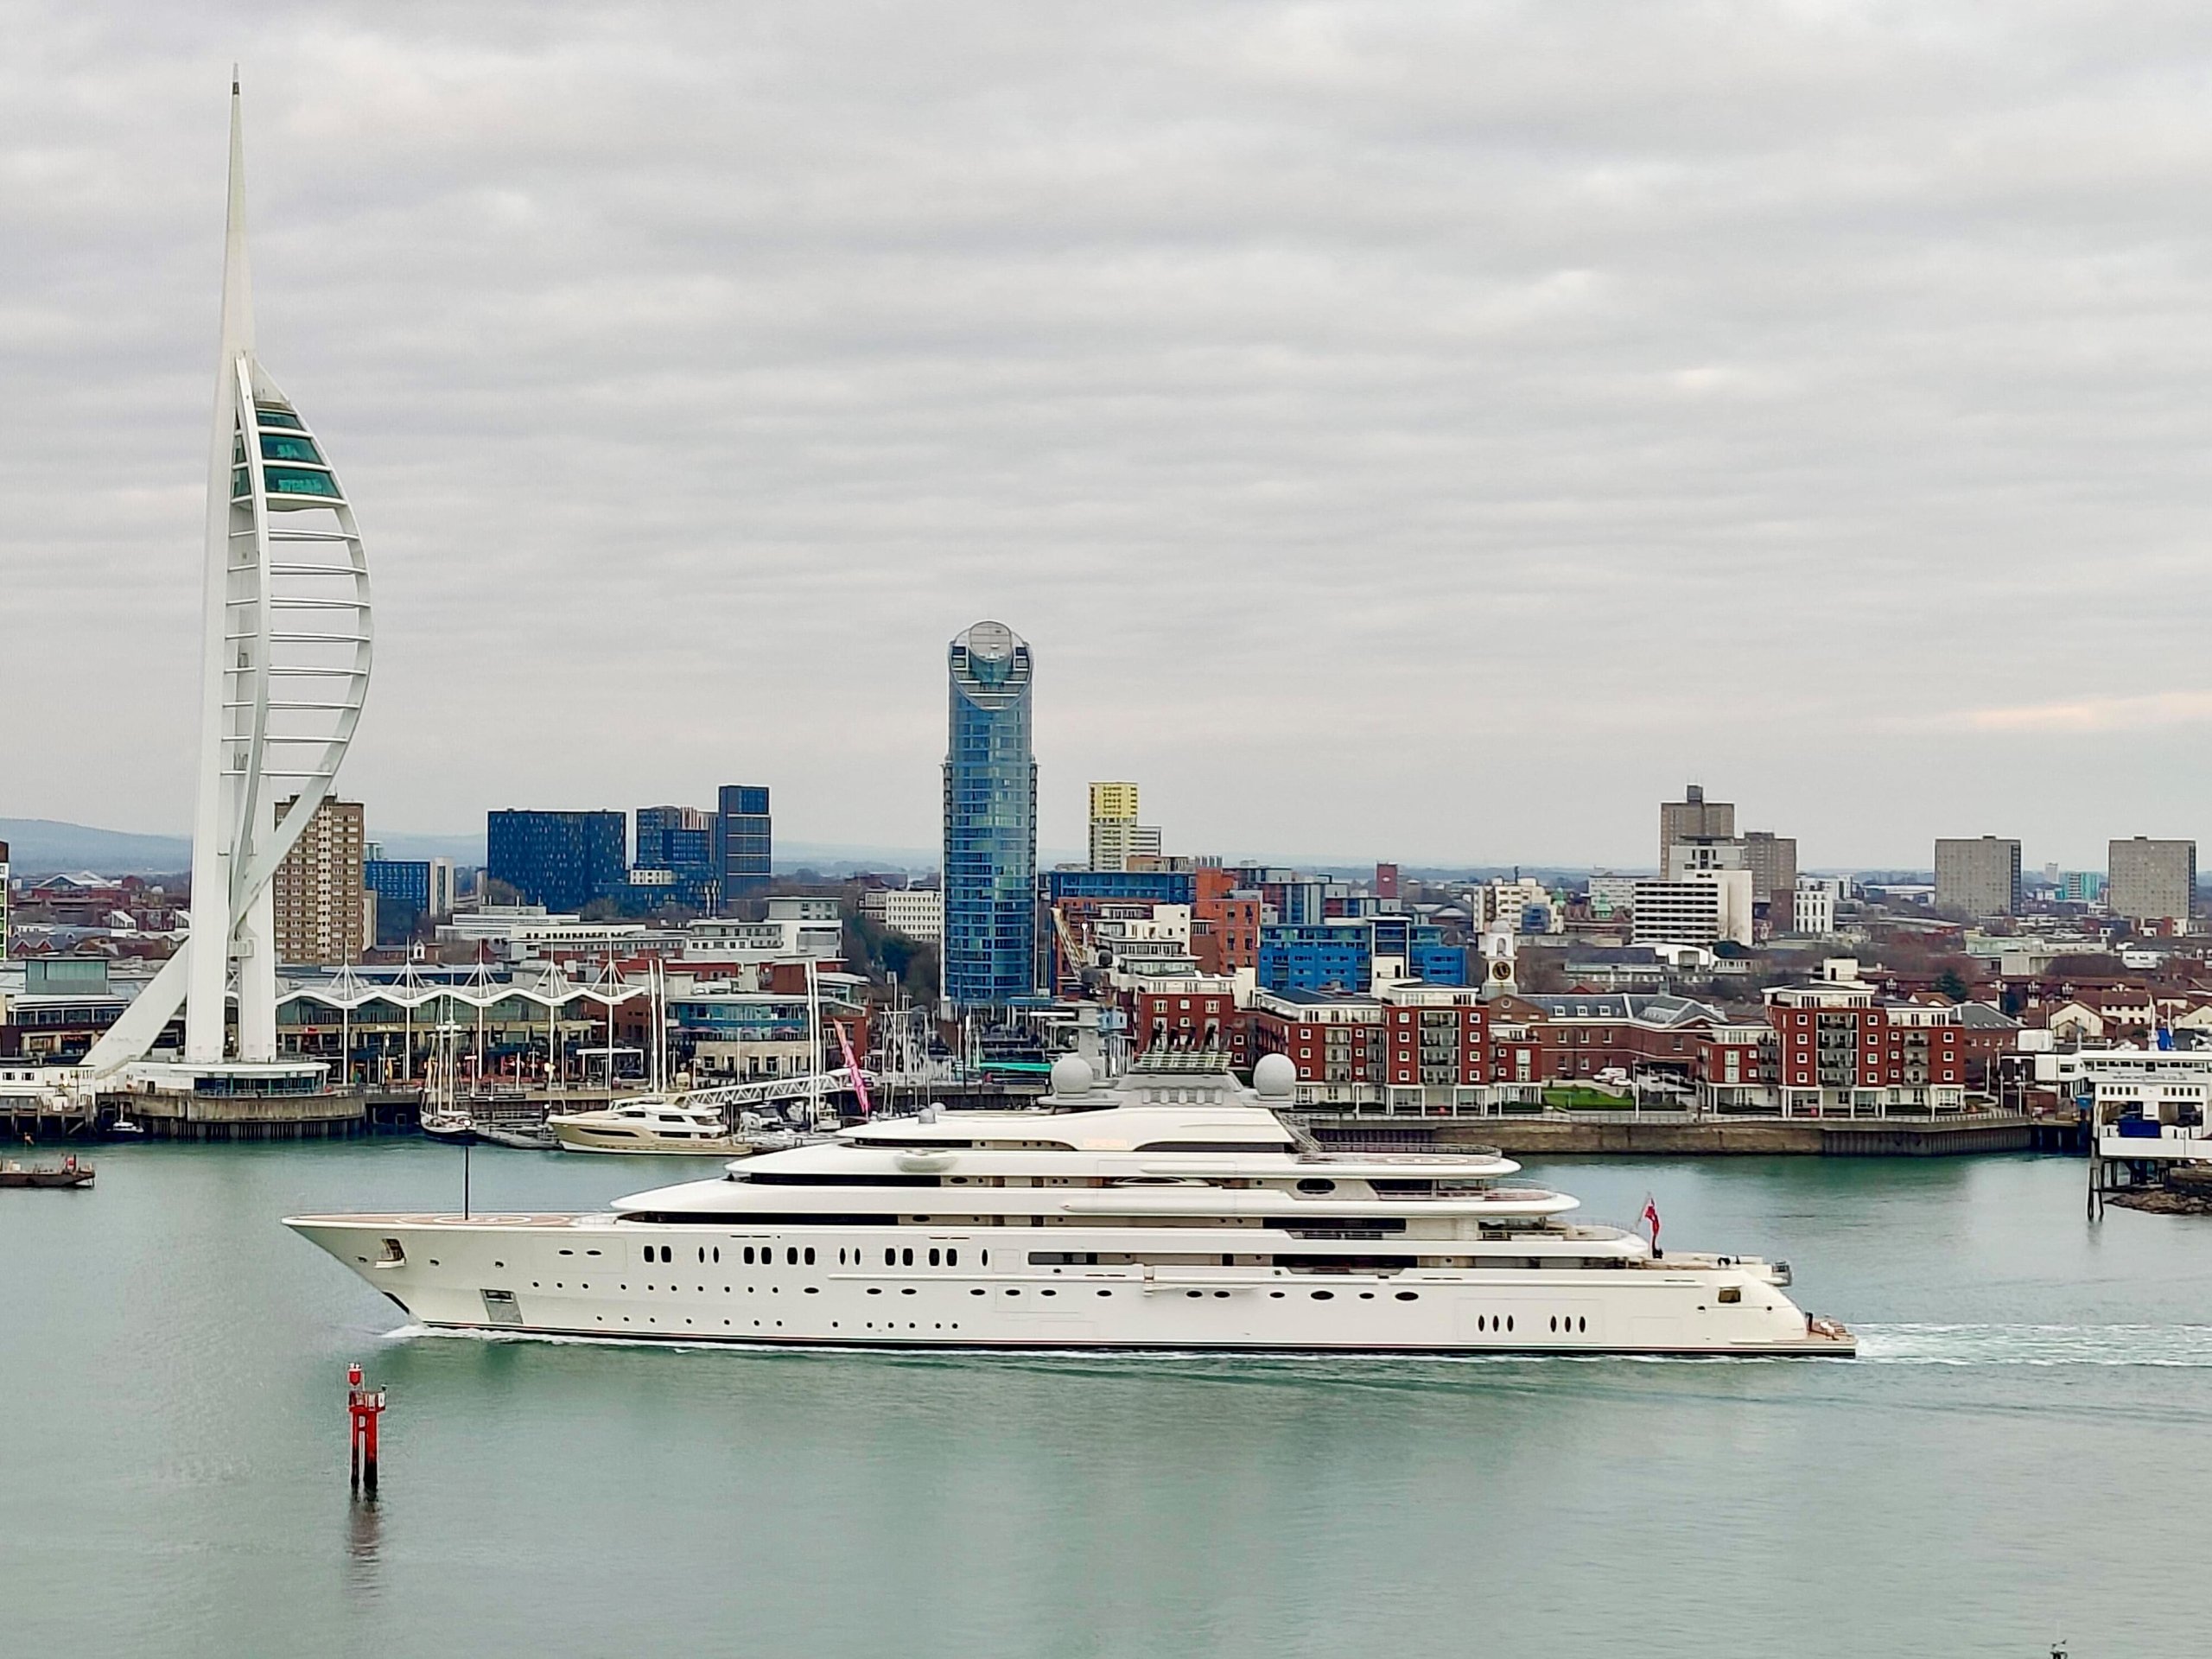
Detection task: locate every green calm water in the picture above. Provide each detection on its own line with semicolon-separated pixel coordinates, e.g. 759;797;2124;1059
3;1142;2205;1658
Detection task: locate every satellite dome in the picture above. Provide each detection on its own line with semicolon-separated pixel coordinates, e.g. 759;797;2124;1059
1050;1055;1095;1097
1252;1053;1296;1099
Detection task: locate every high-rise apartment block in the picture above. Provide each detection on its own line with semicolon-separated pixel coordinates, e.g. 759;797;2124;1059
272;797;367;964
944;621;1038;1007
2107;837;2196;927
1659;785;1734;869
1741;830;1798;907
1087;780;1160;872
715;785;772;896
1934;836;2021;918
487;810;626;912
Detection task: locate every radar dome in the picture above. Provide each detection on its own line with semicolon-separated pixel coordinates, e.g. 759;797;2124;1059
1252;1053;1296;1099
1050;1055;1095;1097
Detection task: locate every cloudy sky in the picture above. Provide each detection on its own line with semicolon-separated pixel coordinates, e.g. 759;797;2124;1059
7;1;2212;870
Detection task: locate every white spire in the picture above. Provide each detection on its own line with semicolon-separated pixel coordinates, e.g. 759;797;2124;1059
219;68;256;358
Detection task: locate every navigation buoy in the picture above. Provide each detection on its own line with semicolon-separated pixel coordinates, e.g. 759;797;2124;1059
346;1362;386;1494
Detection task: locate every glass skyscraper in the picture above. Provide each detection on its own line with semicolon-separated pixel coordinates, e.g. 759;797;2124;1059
943;620;1037;1008
715;785;772;898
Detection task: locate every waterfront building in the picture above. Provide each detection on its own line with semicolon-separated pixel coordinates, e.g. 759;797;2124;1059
1934;836;2021;918
0;839;9;960
83;81;372;1085
1659;784;1733;868
943;620;1038;1008
1046;868;1196;906
715;785;772;898
1767;959;1967;1116
1259;921;1374;994
487;810;626;912
268;798;366;964
1192;868;1261;976
2107;836;2196;928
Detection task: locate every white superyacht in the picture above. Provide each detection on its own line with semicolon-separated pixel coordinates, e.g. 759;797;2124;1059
289;1052;1855;1357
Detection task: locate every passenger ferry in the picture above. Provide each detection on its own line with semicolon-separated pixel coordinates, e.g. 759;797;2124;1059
289;1052;1855;1356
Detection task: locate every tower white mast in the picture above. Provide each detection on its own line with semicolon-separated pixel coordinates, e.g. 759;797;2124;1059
86;76;373;1077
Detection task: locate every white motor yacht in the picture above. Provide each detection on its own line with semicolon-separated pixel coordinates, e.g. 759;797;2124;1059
290;1052;1855;1356
547;1099;747;1155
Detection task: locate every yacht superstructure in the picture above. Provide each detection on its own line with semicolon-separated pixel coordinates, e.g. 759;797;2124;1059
289;1052;1854;1356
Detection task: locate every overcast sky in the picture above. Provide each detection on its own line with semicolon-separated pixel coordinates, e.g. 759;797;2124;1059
7;1;2212;871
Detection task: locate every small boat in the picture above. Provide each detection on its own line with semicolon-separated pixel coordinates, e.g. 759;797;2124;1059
108;1117;145;1137
1;1155;94;1189
548;1099;746;1154
476;1121;559;1152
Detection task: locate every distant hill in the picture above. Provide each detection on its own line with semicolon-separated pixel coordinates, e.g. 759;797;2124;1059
0;818;193;877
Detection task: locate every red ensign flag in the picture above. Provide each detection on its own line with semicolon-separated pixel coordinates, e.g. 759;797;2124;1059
1641;1198;1662;1249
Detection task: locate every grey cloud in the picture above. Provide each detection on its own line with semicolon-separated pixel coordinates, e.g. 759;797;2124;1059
5;1;2212;870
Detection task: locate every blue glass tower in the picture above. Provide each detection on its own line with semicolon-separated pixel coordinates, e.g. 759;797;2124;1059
943;620;1037;1008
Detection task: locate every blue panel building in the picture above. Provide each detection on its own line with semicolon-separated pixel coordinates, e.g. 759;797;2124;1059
715;785;772;896
1258;921;1373;994
486;810;627;912
1044;869;1198;906
943;621;1037;1008
635;804;721;910
364;859;429;946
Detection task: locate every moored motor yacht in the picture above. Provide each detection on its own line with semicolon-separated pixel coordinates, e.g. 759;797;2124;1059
290;1052;1856;1356
548;1099;747;1155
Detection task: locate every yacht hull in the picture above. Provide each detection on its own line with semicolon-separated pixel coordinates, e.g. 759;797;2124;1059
286;1214;1857;1357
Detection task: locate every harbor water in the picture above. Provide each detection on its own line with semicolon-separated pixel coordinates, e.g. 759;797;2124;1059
3;1143;2206;1658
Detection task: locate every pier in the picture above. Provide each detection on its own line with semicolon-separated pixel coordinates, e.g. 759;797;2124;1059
1299;1109;2082;1157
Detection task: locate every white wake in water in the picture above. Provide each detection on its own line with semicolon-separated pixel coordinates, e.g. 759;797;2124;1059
1853;1323;2212;1367
382;1321;2212;1368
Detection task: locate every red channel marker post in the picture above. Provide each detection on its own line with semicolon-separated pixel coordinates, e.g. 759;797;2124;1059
346;1362;387;1494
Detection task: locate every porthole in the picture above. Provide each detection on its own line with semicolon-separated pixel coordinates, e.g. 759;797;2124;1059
804;1247;815;1266
866;1287;882;1296
1577;1316;1587;1332
1005;1288;1020;1297
929;1249;940;1267
901;1248;914;1267
1507;1315;1515;1332
1358;1292;1374;1300
744;1247;755;1265
970;1288;986;1297
786;1248;798;1266
713;1248;721;1264
1395;1291;1418;1301
1097;1289;1112;1298
1269;1291;1285;1299
1311;1290;1334;1301
1186;1290;1203;1300
1550;1317;1558;1332
1040;1288;1056;1298
697;1248;705;1264
1213;1290;1230;1300
900;1288;917;1296
947;1248;958;1267
884;1249;896;1267
1296;1179;1336;1195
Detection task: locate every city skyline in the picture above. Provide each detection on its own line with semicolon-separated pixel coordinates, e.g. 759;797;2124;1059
14;8;2212;868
